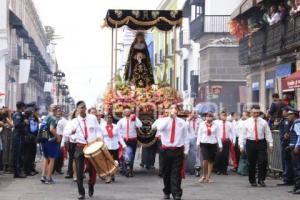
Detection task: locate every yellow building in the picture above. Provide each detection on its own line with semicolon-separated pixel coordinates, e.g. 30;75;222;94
153;0;180;88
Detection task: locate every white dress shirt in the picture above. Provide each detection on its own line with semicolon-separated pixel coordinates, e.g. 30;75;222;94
156;117;189;155
197;121;223;148
216;120;235;142
63;120;77;143
68;114;103;144
152;118;163;139
101;123;126;150
239;117;273;148
233;120;245;139
186;118;202;140
116;117;142;139
57;117;68;147
268;12;281;25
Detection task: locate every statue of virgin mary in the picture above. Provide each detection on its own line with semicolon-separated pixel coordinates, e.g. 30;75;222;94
124;32;155;88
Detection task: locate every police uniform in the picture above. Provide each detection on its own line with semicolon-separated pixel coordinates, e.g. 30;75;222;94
278;115;293;185
12;111;26;177
288;110;300;194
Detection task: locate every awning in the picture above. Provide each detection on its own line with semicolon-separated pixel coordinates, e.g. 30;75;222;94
231;0;263;19
103;9;182;31
9;10;23;28
0;91;6;96
282;71;300;91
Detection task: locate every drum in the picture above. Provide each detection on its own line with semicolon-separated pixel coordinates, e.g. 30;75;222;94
83;140;118;178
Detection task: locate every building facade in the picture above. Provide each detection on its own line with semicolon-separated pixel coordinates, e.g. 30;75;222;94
0;0;55;110
233;0;300;111
184;0;246;112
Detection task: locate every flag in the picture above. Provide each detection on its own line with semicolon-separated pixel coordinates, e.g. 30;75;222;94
44;82;53;92
18;59;31;84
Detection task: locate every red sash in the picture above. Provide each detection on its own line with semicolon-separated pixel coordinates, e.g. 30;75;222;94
106;125;113;138
205;122;212;136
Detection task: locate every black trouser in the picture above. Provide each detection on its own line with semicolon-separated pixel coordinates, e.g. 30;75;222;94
13;133;25;176
67;142;76;176
109;149;119;162
235;137;241;168
74;146;97;196
291;150;300;189
214;139;230;173
246;139;268;184
162;147;184;198
157;140;163;175
24;139;37;174
54;147;64;173
125;139;137;171
281;145;294;184
141;141;157;168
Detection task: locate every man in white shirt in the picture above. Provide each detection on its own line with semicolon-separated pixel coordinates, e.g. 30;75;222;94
239;105;273;187
155;106;189;200
54;109;68;175
186;110;203;177
116;108;142;177
267;5;281;25
215;111;234;175
69;101;103;199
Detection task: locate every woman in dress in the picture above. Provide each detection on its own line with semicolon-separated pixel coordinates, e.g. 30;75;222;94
124;32;154;88
196;112;222;183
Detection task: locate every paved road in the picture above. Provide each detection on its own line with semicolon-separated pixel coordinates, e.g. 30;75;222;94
0;165;299;200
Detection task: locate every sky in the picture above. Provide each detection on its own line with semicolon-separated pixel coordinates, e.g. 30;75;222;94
33;0;162;107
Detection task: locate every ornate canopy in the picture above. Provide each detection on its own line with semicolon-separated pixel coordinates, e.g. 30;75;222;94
103;9;182;31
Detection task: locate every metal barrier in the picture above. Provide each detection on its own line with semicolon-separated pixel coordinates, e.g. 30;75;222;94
268;130;283;172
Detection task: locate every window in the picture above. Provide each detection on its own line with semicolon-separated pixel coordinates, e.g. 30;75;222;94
191;5;203;21
183;59;188;91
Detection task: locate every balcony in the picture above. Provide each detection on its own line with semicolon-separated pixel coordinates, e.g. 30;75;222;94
179;30;191;48
190;15;230;41
239;13;300;65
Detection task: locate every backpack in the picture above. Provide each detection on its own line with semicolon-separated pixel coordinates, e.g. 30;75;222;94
29;118;39;134
37;116;51;143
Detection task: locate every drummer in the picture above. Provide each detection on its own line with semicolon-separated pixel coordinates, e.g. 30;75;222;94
69;101;103;199
101;113;126;183
116;107;142;177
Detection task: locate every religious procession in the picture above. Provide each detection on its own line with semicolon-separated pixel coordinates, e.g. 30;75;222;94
0;0;300;200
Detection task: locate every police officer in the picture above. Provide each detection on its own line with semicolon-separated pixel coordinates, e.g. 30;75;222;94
12;101;27;178
277;106;294;186
287;109;300;194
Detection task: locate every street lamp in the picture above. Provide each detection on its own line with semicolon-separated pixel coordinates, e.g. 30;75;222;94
53;71;65;105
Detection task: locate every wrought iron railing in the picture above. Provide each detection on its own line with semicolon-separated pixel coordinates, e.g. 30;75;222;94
190;15;230;40
239;12;300;65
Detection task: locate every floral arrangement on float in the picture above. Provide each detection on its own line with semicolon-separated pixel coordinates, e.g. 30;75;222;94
102;75;182;114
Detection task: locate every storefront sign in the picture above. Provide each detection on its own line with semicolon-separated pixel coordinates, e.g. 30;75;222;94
252;82;259;91
265;79;274;89
276;63;292;77
282;71;300;90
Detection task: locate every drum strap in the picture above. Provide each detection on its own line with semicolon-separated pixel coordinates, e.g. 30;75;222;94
77;118;88;144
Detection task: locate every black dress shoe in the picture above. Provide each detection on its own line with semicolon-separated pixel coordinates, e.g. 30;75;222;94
65;174;73;179
88;185;94;197
250;183;258;187
26;171;36;176
14;174;27;178
163;194;170;199
277;183;294;186
78;194;85;199
174;196;181;200
56;171;64;175
258;180;266;187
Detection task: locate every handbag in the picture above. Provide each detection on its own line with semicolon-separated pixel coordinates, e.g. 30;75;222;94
237;153;249;176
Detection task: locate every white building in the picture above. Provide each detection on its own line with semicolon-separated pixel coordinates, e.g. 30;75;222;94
0;0;55;109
